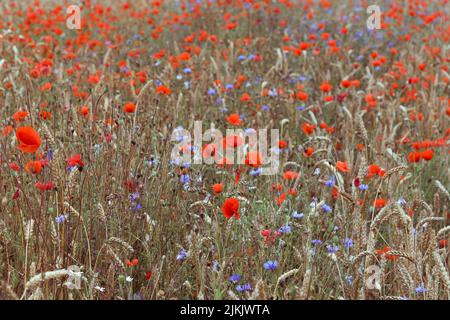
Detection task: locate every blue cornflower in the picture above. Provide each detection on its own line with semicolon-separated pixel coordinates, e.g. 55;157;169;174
207;88;216;95
261;105;270;111
263;260;278;271
359;184;369;191
55;214;68;224
225;83;233;90
249;168;262;177
212;261;219;272
133;203;142;211
415;284;427;294
326;244;339;253
183;68;192;74
229;274;242;283
343;238;353;248
278;224;291;234
311;239;322;245
321;204;332;213
325;177;335;187
238;55;247;61
46;149;53;161
176;249;187;261
397;197;407;206
268;88;278;97
236;283;251;292
291;211;304;219
345;275;353;285
129;192;140;201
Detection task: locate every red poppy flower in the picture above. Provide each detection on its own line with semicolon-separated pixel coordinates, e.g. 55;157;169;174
278;140;288;149
9;162;20;172
245;151;263;168
296;91;308;101
25;160;42;174
125;258;138;267
374;198;387;209
302;123;315;135
336;161;349;172
67;154;84;168
12;110;29;122
341;79;352;88
240;92;251;102
421;149;434;161
124;102;136;113
367;164;381;178
226;113;242;126
156;85;171;95
375;246;398;261
304;147;314;157
283;171;299;180
40;82;52;91
35;181;55;191
222;198;240;219
212;183;223;194
320;82;332;92
276;193;286;206
3;125;13;137
81;106;89;117
16;127;41;154
408;151;421;163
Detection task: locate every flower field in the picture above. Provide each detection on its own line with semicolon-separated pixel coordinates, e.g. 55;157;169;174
0;0;449;300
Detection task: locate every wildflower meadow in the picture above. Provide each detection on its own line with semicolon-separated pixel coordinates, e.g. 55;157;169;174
0;0;449;302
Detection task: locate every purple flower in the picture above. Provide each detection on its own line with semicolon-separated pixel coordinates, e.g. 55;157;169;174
268;88;278;97
359;184;369;191
415;284;427;294
176;249;187;261
46;149;53;161
278;224;291;234
250;168;262;176
321;204;332;213
343;238;353;248
236;283;251;292
229;274;241;283
312;239;322;245
263;260;278;271
55;214;68;224
345;275;353;285
129;192;140;201
180;174;190;184
325;177;335;187
326;244;339;253
292;211;304;219
397;197;407;206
